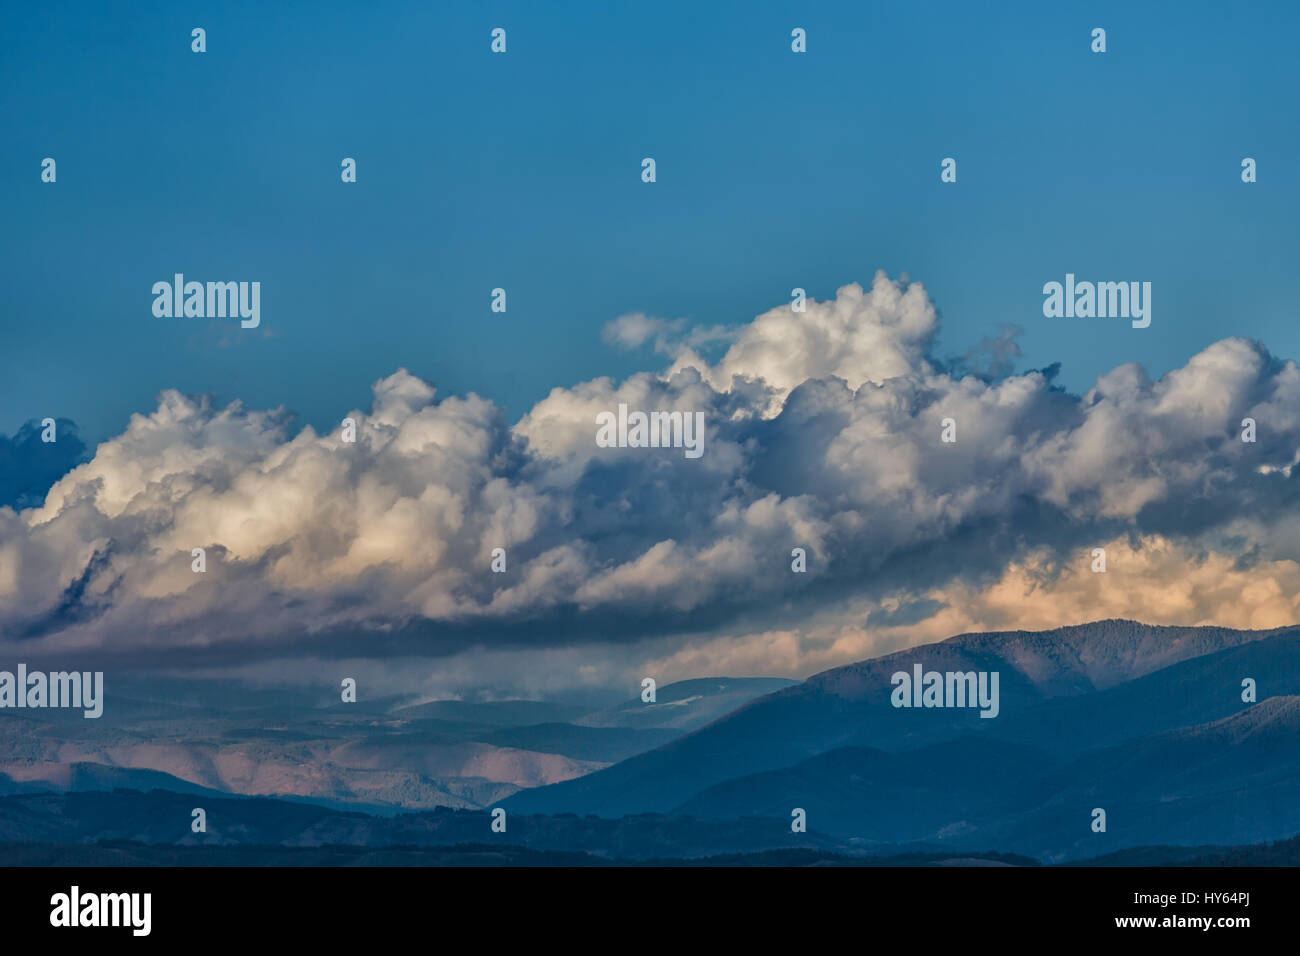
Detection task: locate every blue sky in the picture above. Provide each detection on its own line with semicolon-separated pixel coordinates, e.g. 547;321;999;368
3;0;1299;445
3;2;1300;696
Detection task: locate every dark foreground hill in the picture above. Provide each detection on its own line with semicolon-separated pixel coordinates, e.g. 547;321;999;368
0;840;1036;867
5;831;1298;866
0;788;850;861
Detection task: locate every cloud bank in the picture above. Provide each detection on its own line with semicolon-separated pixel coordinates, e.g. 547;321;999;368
3;271;1298;691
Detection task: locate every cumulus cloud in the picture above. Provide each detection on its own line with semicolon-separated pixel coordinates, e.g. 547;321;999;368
601;312;738;357
2;270;1298;691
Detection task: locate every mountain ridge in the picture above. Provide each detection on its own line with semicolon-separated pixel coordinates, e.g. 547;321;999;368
505;620;1298;818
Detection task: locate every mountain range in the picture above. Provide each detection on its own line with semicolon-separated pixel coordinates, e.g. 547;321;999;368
4;619;1297;863
505;620;1300;861
0;675;795;813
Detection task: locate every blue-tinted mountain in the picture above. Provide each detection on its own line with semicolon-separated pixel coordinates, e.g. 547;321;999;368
505;621;1294;817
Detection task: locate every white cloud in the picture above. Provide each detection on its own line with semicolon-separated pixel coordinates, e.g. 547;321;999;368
2;271;1298;692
